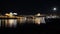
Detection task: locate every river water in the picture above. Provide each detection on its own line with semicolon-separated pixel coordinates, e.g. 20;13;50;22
0;18;46;28
0;19;17;28
0;18;60;34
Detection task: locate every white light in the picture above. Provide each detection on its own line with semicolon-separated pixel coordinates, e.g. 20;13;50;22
36;13;40;16
13;13;17;15
10;12;13;15
53;8;56;10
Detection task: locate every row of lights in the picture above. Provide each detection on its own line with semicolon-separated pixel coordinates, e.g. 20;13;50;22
5;12;17;17
5;12;41;17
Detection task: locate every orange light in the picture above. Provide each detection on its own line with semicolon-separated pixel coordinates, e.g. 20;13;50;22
5;13;9;16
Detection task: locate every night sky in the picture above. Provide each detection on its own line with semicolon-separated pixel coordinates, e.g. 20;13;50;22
0;0;60;15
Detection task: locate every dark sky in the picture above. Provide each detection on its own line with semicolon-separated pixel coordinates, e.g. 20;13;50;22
0;0;60;15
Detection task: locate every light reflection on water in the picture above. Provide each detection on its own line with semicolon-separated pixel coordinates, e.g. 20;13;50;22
0;20;1;27
5;19;17;27
0;18;45;28
0;19;17;28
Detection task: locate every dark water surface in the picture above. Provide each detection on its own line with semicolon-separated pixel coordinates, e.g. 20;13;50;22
0;23;46;34
0;18;60;34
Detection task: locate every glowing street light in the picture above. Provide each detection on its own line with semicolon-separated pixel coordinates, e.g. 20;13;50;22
35;13;41;16
52;7;57;15
53;7;57;11
13;13;17;15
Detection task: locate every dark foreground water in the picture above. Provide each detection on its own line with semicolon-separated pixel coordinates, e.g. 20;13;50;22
0;23;46;34
0;23;60;34
0;18;60;34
